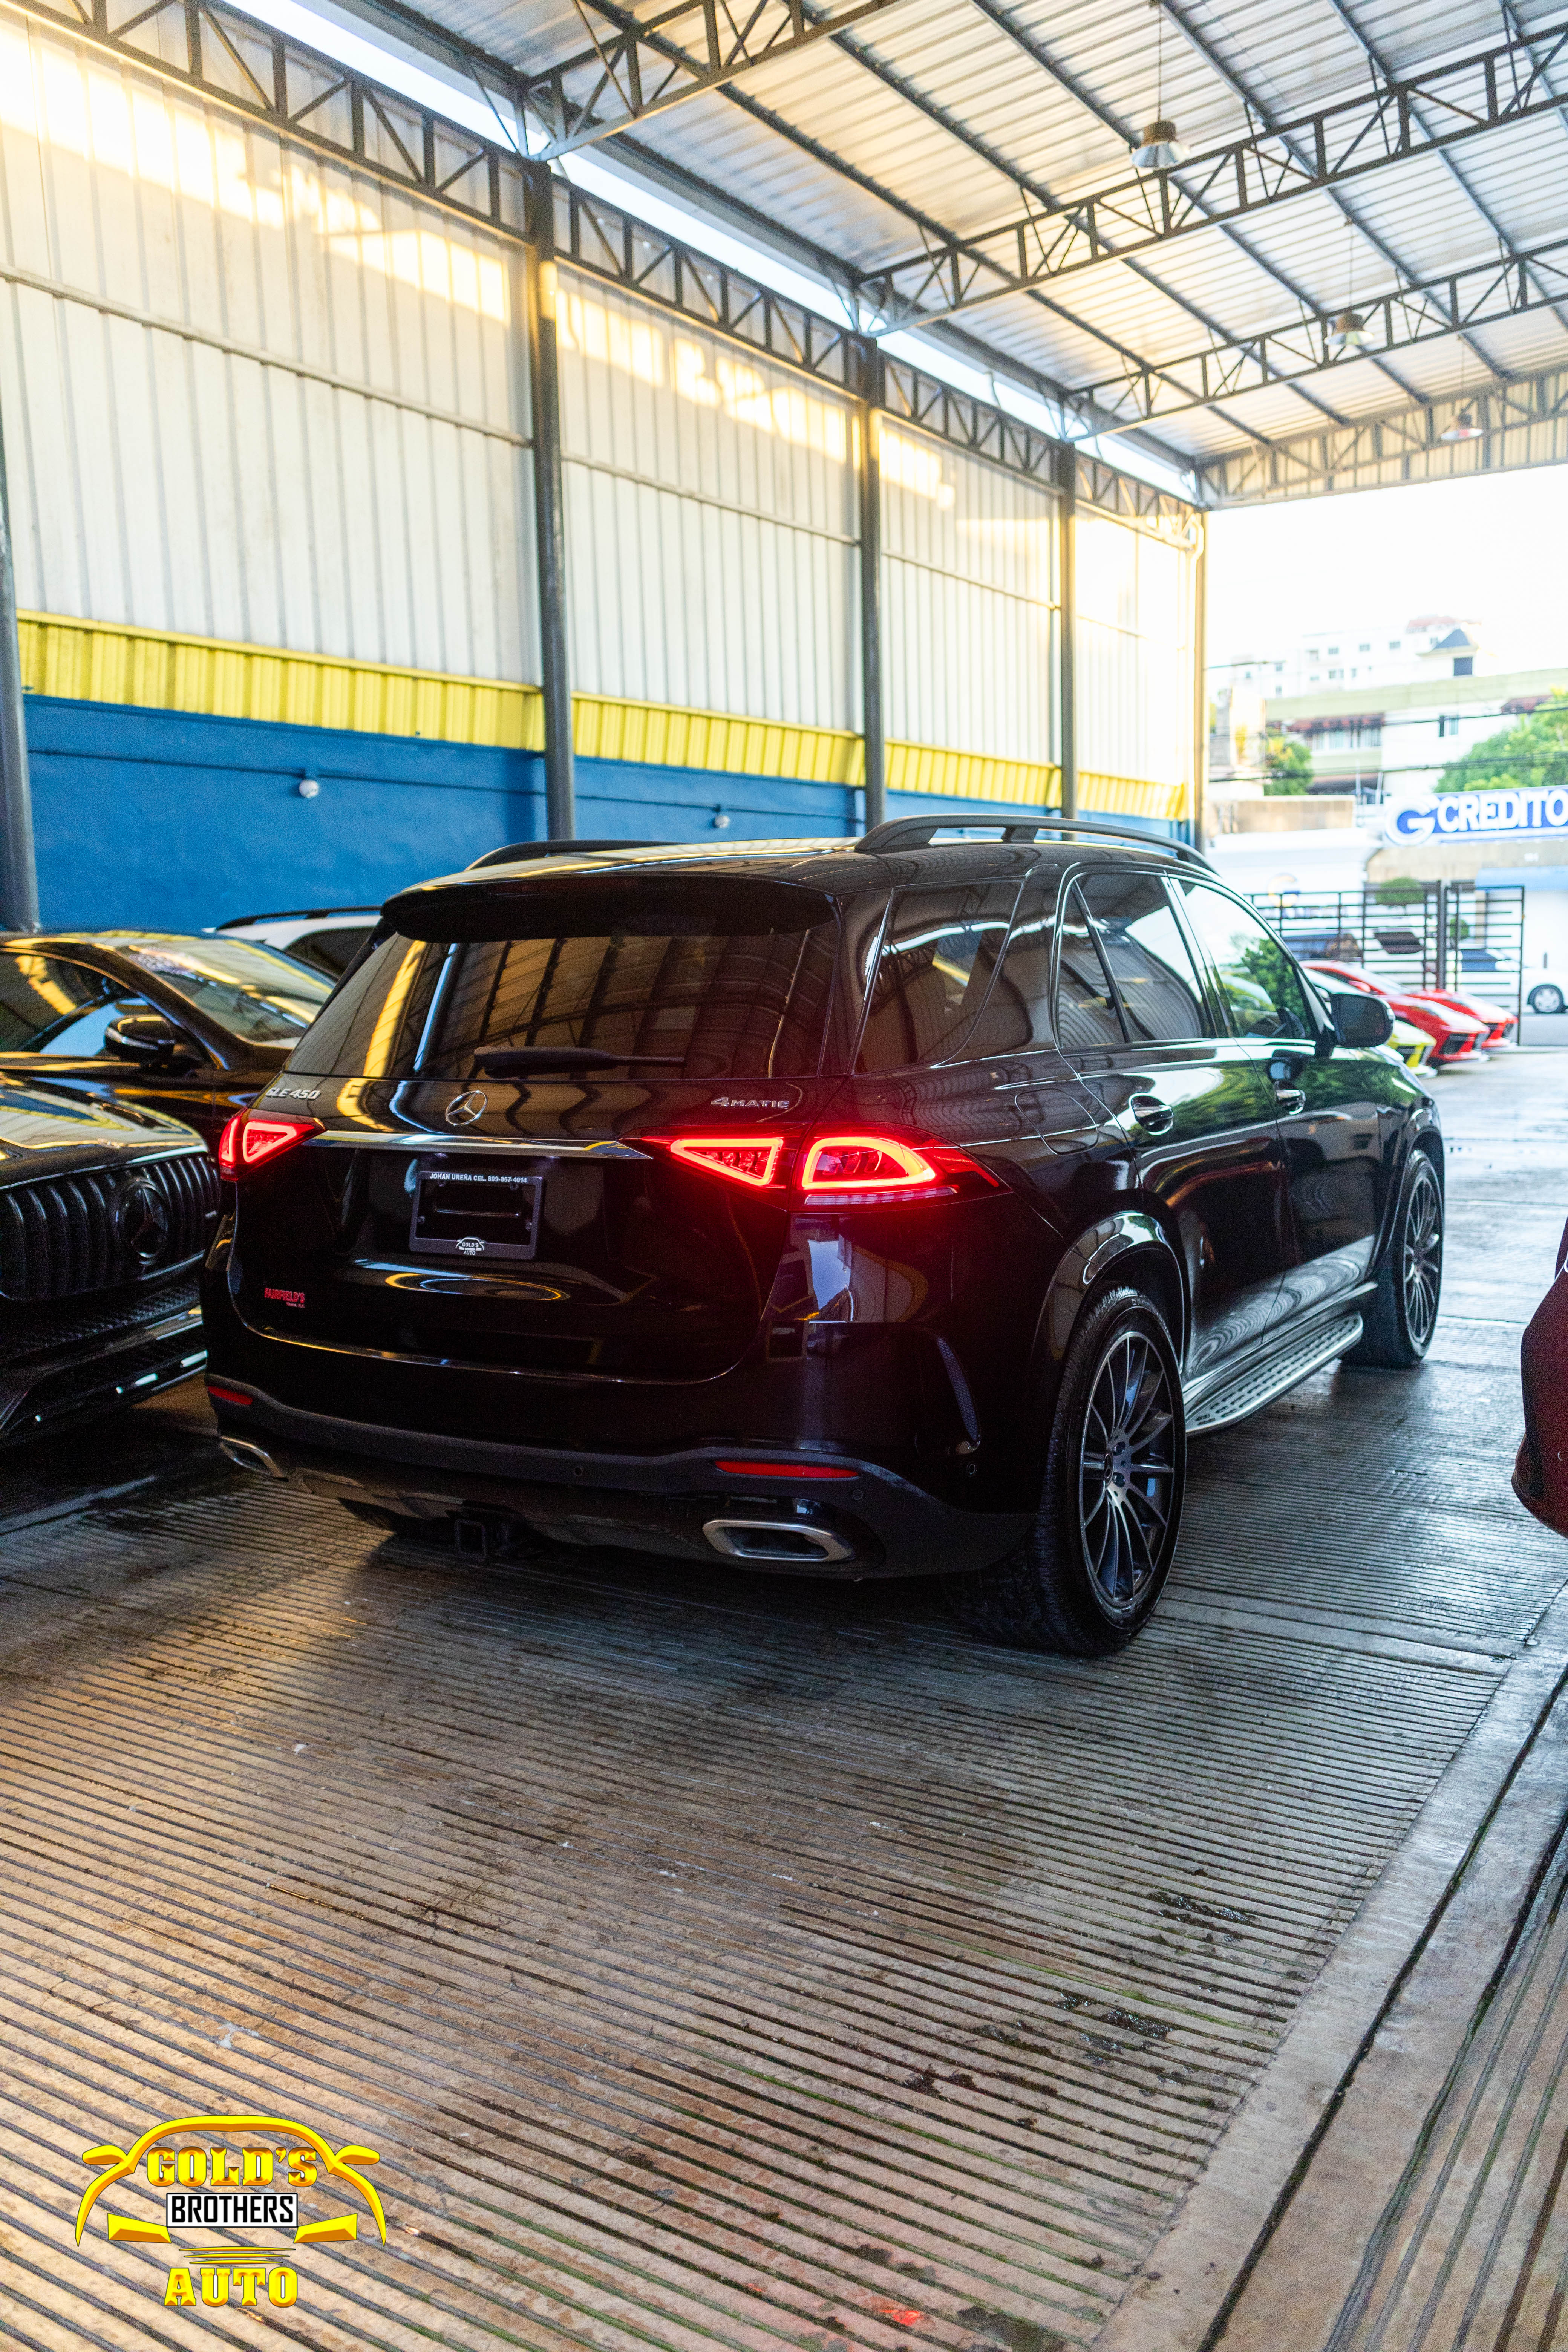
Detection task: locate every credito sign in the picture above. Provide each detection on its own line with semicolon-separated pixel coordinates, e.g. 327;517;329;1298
1386;787;1568;842
75;2112;386;2313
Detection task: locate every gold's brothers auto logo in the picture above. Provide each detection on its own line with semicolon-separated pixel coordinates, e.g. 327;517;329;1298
75;2112;386;2312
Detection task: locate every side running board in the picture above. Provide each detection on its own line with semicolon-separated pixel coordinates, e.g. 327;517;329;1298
1185;1312;1364;1438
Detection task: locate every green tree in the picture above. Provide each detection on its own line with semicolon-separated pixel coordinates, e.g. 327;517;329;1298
1264;735;1312;795
1438;689;1568;792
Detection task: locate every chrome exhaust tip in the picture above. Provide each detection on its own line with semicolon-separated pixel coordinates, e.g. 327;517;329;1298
702;1517;854;1565
219;1436;284;1479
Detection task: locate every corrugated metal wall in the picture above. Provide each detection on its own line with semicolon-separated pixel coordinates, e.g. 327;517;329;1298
881;423;1060;769
0;0;1201;849
0;6;535;681
1076;508;1196;797
555;273;858;732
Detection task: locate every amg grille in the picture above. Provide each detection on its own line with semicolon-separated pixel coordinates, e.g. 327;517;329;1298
0;1150;218;1302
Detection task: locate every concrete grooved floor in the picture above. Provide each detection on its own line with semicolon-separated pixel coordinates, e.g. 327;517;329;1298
2;1052;1565;2350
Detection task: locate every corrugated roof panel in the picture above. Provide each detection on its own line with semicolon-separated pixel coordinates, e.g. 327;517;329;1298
379;0;1568;462
625;87;923;264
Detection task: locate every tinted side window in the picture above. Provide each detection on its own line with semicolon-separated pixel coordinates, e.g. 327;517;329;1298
1056;887;1125;1049
966;883;1054;1054
1177;883;1315;1041
0;954;122;1052
858;884;1021;1070
1080;871;1210;1043
291;926;372;978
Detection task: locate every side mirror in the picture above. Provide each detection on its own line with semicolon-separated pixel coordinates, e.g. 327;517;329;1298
1328;989;1394;1049
105;1012;202;1070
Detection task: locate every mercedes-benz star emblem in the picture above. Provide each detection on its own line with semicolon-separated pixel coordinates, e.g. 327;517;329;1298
115;1178;171;1267
445;1089;488;1127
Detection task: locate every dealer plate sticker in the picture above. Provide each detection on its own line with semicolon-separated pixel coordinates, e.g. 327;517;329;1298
410;1162;543;1262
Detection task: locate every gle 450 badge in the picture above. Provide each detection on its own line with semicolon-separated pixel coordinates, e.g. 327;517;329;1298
75;2113;386;2312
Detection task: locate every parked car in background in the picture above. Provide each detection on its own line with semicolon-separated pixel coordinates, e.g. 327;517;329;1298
0;1076;217;1446
0;935;334;1152
214;864;666;972
1305;960;1488;1067
1386;1017;1434;1072
1515;1215;1568;1539
1528;979;1566;1016
214;907;380;979
1403;984;1517;1050
205;821;1442;1660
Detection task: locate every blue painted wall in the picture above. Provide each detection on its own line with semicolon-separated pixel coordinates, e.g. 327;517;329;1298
23;694;1179;933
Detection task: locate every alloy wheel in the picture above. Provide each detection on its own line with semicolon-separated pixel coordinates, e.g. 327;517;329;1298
1077;1329;1178;1619
1402;1162;1442;1349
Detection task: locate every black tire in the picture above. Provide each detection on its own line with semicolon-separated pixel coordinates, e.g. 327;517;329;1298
1347;1148;1443;1369
1530;983;1566;1016
944;1285;1186;1657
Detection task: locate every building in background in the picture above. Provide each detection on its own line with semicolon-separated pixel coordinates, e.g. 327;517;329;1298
1209;618;1568;811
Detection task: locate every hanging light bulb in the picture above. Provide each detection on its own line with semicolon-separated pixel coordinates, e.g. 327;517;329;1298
1327;309;1370;352
1132;118;1185;169
1439;406;1483;443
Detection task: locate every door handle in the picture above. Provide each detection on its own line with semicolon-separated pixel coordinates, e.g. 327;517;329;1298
1274;1087;1306;1116
1128;1092;1174;1134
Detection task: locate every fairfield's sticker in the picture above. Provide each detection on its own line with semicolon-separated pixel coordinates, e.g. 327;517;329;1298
75;2112;386;2312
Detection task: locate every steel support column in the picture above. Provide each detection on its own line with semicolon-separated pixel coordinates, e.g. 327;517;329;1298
1058;448;1077;822
857;338;886;835
525;169;575;841
1191;521;1207;852
0;398;38;932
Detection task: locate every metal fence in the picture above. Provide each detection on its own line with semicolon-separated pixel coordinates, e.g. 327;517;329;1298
1248;885;1525;1024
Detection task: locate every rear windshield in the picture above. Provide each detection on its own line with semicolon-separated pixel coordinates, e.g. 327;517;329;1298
288;880;842;1081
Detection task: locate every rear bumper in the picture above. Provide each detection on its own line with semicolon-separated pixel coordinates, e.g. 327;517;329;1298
208;1381;1029;1580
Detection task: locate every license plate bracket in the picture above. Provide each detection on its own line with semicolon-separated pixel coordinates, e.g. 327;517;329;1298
410;1160;543;1263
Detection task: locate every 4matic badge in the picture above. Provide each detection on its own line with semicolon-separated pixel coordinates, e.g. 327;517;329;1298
75;2111;387;2313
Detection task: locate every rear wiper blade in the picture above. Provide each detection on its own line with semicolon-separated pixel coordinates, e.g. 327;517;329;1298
474;1048;686;1075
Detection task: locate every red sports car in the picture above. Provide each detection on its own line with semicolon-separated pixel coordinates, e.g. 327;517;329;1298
1516;1218;1568;1538
1403;985;1517;1051
1305;961;1488;1066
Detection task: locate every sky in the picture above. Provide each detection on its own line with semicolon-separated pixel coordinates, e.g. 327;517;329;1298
1206;464;1568;673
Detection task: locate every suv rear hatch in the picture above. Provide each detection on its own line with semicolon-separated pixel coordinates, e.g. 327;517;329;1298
226;868;869;1388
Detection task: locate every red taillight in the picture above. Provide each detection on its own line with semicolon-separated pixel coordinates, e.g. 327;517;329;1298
217;1110;320;1178
716;1459;858;1479
798;1131;1001;1207
652;1125;1001;1207
665;1135;786;1188
207;1383;252;1407
800;1134;939;1193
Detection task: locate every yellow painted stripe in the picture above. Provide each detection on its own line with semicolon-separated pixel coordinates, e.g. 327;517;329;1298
18;609;1184;821
18;612;545;750
1079;770;1190;822
571;692;860;786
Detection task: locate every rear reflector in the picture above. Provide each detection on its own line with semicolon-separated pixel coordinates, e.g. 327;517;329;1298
218;1111;321;1177
667;1135;785;1188
716;1459;858;1479
207;1383;252;1406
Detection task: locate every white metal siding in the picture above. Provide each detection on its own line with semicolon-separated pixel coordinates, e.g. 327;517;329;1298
0;10;536;680
555;271;857;729
1075;511;1195;789
880;425;1060;763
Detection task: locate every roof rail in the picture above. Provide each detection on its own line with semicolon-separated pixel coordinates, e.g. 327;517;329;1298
853;815;1213;869
466;838;669;870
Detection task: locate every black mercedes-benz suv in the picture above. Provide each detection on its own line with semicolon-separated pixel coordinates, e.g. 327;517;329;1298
202;818;1440;1654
